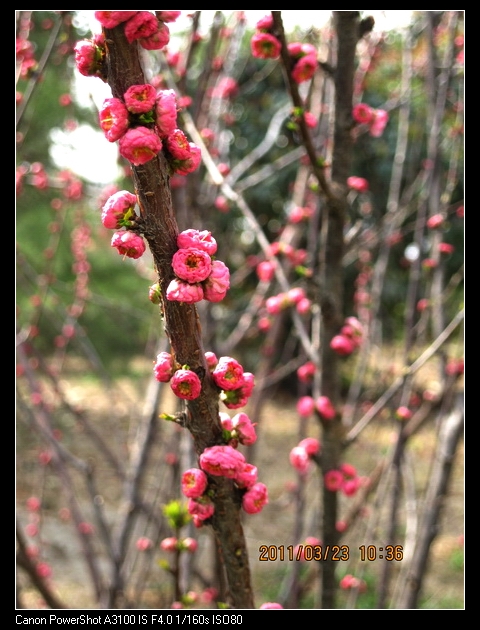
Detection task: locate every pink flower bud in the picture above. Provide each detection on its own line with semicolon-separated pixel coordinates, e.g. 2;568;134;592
297;361;316;383
165;129;194;160
256;260;276;282
187;497;215;522
177;229;217;256
395;406;412;421
136;537;152;551
369;108;388;137
99;98;129;143
111;231;146;259
347;176;369;193
155;89;178;137
181;537;198;553
296;396;315;417
315;396;336;421
231;412;257;446
289;446;310;475
235;463;258;489
138;21;170;51
298;437;320;456
426;214;445;229
160;537;178;552
153;351;175;382
166;278;204;304
124;11;158;43
95;11;138;28
199;445;246;479
242;482;268;514
181;468;208;499
203;260;230;302
172;144;202;175
205;351;218;370
101;190;137;229
170;369;202;400
157;11;181;23
259;603;284;609
74;39;104;78
119;127;162;166
330;334;356;356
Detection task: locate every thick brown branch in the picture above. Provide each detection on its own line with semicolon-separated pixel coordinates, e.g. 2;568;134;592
103;23;254;609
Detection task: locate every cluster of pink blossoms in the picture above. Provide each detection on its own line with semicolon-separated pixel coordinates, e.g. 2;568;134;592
153;351;202;401
75;12;201;173
330;316;364;357
352;103;389;138
250;15;318;84
99;190;146;259
208;353;255;410
296;394;336;422
324;463;367;497
265;287;312;317
181;443;268;526
166;229;230;304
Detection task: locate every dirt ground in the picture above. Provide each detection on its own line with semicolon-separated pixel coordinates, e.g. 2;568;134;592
16;359;464;610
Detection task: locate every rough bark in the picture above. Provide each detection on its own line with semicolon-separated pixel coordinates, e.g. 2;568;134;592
103;25;254;609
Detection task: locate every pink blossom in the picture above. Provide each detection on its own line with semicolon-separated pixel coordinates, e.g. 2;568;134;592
172;248;212;283
352;103;374;125
339;574;367;592
138;21;170;51
304;112;317;128
297;361;316;383
298;437;320;457
426;213;445;229
101;190;137;229
205;351;218;370
212;77;238;99
212;356;244;391
166;278;204;303
259;602;283;609
74;39;104;78
214;196;230;213
165;129;194;160
173;144;202;175
315;395;336;421
395;406;412;421
181;468;208;499
111;231;146;259
340;463;357;478
203;260;230;302
119;127;162;165
124;84;157;114
256;15;274;31
347;176;369;193
220;411;234;432
170;369;202;400
296;297;312;314
296;396;315;417
235;463;258;489
288;287;306;304
160;537;178;552
136;537;152;551
324;469;343;492
256;260;276;282
26;497;41;512
242;482;268;514
99;98;129;143
251;32;281;59
330;334;356;356
231;412;257;446
124;11;158;43
265;294;289;315
439;242;454;255
36;562;52;579
341;478;361;497
94;11;137;28
153;352;175;382
157;11;182;23
291;54;318;84
187;497;215;522
369;109;389;137
155;89;178;137
289;446;310;475
181;537;198;553
199;445;246;479
177;229;217;256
